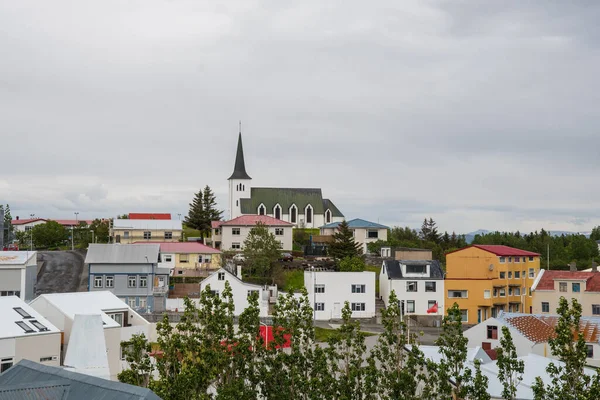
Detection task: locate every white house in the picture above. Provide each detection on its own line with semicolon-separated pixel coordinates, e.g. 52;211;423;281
304;271;376;320
111;219;183;244
464;312;600;367
0;296;61;373
214;215;293;251
200;268;270;317
0;251;37;302
9;218;47;233
29;291;155;380
380;260;445;317
320;219;389;254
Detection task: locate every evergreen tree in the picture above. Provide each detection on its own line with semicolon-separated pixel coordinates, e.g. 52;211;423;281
420;218;430;240
3;204;12;243
328;220;362;261
200;185;223;238
497;326;524;400
184;190;203;231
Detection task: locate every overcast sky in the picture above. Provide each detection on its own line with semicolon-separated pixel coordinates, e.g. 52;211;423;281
1;0;599;234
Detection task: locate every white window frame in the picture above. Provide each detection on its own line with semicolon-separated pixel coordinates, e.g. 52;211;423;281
315;302;325;311
542;302;550;313
460;309;468;322
275;228;284;236
289;204;298;224
351;303;366;312
305;204;313;224
94;276;103;288
143;231;151;240
218;272;225;281
325;209;332;223
273;204;282;220
315;284;325;293
406;281;418;292
163;255;172;262
499;256;506;263
406;300;415;313
258;204;266;215
128;276;137;288
164;232;173;240
232;243;241;249
351;284;366;293
232;228;241;235
484;289;491;299
448;290;468;298
105;276;114;288
128;298;137;309
425;281;436;292
529;268;535;278
139;298;147;309
140;276;147;288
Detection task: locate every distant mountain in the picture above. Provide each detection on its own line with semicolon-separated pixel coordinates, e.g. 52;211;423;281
464;229;490;244
464;229;590;244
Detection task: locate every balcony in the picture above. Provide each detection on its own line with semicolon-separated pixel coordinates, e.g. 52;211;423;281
153;286;169;295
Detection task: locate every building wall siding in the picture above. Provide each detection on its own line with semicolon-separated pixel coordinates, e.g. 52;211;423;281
15;333;61;367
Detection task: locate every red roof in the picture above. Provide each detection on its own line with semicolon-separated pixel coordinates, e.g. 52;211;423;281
211;221;222;229
11;218;46;225
51;219;94;226
133;241;220;254
536;270;600;291
129;213;171;220
447;245;540;257
219;215;293;227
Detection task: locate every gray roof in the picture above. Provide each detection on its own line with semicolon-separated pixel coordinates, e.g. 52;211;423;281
240;188;344;217
0;359;162;400
228;132;251;180
84;244;160;264
382;260;444;280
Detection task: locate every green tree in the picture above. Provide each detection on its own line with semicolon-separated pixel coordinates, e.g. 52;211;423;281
184;190;203;231
590;226;600;242
3;204;13;244
420;217;440;243
328;220;362;261
338;255;366;272
118;214;129;219
497;326;524;400
31;221;68;249
243;222;282;276
90;218;110;243
468;359;491;400
117;333;154;388
532;297;600;400
199;185;223;238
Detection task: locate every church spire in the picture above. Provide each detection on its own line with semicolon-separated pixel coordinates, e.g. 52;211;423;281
228;123;252;180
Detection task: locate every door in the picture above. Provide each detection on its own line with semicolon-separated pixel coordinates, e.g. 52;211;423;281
333;302;341;319
477;309;481;323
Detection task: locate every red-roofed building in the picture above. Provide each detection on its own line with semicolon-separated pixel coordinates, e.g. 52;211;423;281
532;269;600;316
133;241;221;276
129;213;171;220
210;215;293;251
446;245;542;324
11;218;47;233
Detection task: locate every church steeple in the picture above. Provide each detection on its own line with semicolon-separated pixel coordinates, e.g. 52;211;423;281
228;125;251;180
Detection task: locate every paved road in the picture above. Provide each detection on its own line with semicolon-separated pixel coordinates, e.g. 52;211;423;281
36;250;88;295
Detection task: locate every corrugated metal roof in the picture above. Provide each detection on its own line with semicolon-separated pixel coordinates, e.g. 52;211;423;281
85;244;160;264
322;199;344;218
240;187;326;215
112;219;182;230
0;380;71;400
320;218;388;229
0;359;162;399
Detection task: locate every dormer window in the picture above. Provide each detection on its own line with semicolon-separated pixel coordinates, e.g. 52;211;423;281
305;205;313;224
274;204;282;220
258;204;266;215
290;205;297;224
325;209;332;223
406;264;426;274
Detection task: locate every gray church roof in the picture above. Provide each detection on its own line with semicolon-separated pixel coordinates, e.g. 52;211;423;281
0;359;162;400
228;132;251;180
240;188;344;217
382;260;444;280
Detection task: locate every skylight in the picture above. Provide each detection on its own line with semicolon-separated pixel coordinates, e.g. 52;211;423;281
15;321;34;333
30;320;49;332
13;307;32;319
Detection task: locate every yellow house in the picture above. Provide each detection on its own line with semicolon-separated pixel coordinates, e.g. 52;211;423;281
445;245;541;324
111;219;183;244
153;242;221;277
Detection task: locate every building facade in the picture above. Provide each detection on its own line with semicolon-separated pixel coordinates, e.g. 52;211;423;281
0;251;37;302
445;245;541;324
304;271;376;320
85;244;169;313
110;219;183;244
320;218;389;254
531;269;600;316
151;242;221;277
214;215;294;251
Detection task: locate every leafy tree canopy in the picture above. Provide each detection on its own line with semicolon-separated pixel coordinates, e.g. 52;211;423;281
243;222;282;276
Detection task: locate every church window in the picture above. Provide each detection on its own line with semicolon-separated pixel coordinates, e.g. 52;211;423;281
258;204;266;215
305;205;313;224
236;200;238;206
274;205;282;220
242;185;245;191
325;209;332;223
290;205;297;224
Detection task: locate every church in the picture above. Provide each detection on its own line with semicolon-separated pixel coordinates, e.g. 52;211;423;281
227;133;344;228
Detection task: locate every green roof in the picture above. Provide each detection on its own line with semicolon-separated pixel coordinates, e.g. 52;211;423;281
240;188;343;217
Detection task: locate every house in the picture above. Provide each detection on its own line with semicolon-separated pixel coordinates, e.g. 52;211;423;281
319;218;389;254
0;251;37;302
110;218;183;244
464;312;600;367
213;215;294;251
304;270;376;320
209;221;223;249
380;246;433;260
227;132;344;226
200;268;270;317
52;219;94;229
29;291;155;380
10;217;47;233
445;245;541;324
85;244;169;313
143;241;222;277
532;269;600;316
0;296;61;373
129;213;171;220
380;260;445;322
0;359;161;399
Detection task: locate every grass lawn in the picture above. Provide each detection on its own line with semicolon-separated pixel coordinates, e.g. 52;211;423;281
183;227;202;239
314;327;376;342
279;269;305;292
365;264;381;297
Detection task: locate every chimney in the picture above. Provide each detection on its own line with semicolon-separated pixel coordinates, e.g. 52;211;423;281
569;262;577;272
16;216;19;221
592;262;598;273
237;265;242;279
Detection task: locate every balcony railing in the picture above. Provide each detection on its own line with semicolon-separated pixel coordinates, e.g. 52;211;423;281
153;286;169;294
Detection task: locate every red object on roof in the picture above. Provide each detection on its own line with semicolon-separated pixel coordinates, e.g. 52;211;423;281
11;218;46;225
129;213;171;220
446;245;540;257
219;215;293;227
536;270;600;292
133;241;221;254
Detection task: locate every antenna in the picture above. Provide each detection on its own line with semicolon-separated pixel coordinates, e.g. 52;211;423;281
239;120;242;133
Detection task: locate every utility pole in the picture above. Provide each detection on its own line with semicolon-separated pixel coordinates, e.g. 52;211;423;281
547;243;550;270
74;212;79;249
71;227;74;251
29;214;35;250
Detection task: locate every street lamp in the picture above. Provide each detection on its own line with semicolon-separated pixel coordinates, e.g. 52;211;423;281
29;214;35;250
73;212;79;250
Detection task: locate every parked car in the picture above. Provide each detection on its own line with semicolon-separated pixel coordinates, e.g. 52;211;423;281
233;254;245;262
280;253;293;262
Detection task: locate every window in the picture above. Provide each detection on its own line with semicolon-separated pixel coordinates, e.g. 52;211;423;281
367;230;378;239
559;282;567;292
315;303;325;311
164;232;173;240
351;303;366;312
275;228;284;236
15;321;34;333
529;268;535;278
493;288;498;297
448;290;467;298
128;298;137;308
13;307;32;318
94;276;103;288
425;282;437;292
529;257;534;262
351;284;366;293
1;358;13;373
484;290;491;299
232;243;241;249
143;231;151;240
305;205;313;224
542;302;550;313
30;320;48;331
180;254;189;263
109;313;123;326
290;205;297;224
120;344;133;360
514;287;520;296
258;205;266;215
39;356;54;362
515;271;520;279
586;345;594;358
528;287;532;296
406;300;415;313
163;255;172;262
106;276;114;288
232;228;241;235
487;325;498;339
274;205;282;220
460;310;468;322
123;231;129;238
315;284;325;293
247;290;259;298
508;257;512;262
499;257;506;263
140;276;147;288
500;272;506;279
325;209;332;223
593;305;600;315
514;257;520;263
522;270;525;277
406;281;418;292
508;271;512;279
128;276;137;288
210;290;220;297
406;265;426;274
139;298;147;309
513;304;520;312
428;300;436;309
204;256;212;263
573;283;581;293
508;287;513;296
218;272;225;280
499;288;506;297
177;270;183;275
